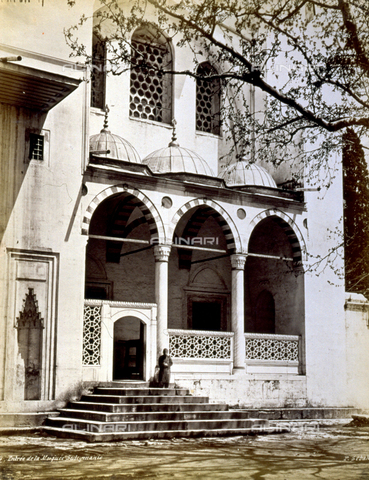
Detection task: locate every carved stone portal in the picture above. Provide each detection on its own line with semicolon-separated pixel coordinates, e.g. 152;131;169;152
16;288;44;400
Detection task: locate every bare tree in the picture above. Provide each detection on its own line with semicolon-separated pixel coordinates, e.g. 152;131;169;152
65;0;369;290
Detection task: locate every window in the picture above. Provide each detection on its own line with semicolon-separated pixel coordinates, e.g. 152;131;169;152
91;32;106;109
130;28;172;124
192;301;221;331
29;133;44;161
196;62;221;135
186;292;228;332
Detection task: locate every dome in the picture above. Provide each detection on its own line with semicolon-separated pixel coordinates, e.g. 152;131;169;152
142;123;214;176
89;107;141;163
219;160;277;188
89;131;141;163
143;145;214;176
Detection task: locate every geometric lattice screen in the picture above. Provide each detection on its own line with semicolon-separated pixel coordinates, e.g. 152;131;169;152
82;304;101;366
169;332;231;359
245;336;299;362
130;30;172;124
91;33;106;109
196;62;221;135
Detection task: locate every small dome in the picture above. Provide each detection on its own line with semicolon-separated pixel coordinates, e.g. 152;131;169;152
143;145;214;176
89;130;141;163
89;105;141;163
219;160;277;188
142;121;214;176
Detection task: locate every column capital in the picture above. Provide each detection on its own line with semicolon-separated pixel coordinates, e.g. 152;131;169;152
154;245;171;262
230;254;247;270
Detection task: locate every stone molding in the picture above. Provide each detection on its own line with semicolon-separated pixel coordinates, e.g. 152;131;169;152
84;299;157;308
168;329;234;337
153;245;171;262
244;333;300;341
230;254;247;270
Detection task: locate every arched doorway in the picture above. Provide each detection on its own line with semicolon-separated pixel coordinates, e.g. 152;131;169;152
113;316;145;380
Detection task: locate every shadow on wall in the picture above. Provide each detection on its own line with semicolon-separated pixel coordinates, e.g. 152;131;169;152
0;104;47;243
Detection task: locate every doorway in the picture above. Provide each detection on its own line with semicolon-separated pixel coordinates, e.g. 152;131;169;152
113;317;145;380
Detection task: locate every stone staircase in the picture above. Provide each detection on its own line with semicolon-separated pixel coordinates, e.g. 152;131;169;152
43;382;270;442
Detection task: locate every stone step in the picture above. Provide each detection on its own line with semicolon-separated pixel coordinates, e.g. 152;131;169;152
45;416;266;433
231;407;362;420
80;395;209;404
68;401;228;413
57;408;249;423
42;422;274;443
93;387;190;396
95;381;151;388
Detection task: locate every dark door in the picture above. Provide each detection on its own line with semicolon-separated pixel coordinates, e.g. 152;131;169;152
192;301;221;331
113;318;144;380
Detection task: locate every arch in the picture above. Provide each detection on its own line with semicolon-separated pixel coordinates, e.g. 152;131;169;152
111;309;152;326
249;209;306;262
130;26;173;124
168;198;242;253
82;185;166;244
189;264;228;291
196;62;221;135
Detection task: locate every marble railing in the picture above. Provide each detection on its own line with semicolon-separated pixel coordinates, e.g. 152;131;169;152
168;329;234;360
244;333;300;364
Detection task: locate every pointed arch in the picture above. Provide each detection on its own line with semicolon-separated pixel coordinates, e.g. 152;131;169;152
249;209;306;262
168;198;242;254
82;185;166;244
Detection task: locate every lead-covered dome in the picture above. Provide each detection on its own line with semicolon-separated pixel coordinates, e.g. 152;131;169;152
219;160;277;188
142;123;214;176
89;107;141;163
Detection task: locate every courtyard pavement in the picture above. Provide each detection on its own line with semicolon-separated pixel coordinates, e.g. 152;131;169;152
0;423;369;479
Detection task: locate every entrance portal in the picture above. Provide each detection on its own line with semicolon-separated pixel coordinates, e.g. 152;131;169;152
113;317;145;380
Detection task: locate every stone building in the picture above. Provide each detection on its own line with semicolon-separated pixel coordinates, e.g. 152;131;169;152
0;0;368;425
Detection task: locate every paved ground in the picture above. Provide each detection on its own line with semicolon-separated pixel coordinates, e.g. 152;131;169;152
0;423;369;479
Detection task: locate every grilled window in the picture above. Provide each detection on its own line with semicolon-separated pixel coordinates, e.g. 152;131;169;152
130;29;172;124
29;134;44;161
91;33;106;109
196;62;221;135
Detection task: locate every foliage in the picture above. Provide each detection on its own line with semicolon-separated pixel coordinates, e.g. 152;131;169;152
343;128;369;297
65;0;369;182
65;0;369;288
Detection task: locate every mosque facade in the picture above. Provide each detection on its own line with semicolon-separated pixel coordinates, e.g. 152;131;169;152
0;0;368;425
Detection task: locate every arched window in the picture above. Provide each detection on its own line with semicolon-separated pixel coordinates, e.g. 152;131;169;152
91;32;106;109
130;28;173;124
196;62;221;135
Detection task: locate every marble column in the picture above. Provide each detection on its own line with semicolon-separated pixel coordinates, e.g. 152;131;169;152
231;254;247;373
154;245;171;360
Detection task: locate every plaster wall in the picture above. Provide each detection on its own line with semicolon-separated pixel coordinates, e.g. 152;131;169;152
0;0;91;409
175;375;308;408
345;293;369;409
303;154;347;406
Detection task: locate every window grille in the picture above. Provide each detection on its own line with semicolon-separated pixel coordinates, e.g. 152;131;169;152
91;33;106;109
130;29;172;124
29;133;44;161
196;62;221;135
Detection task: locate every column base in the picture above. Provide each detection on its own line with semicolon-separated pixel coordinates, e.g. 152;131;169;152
232;366;246;376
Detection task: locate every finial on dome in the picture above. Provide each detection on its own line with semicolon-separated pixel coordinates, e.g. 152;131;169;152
101;104;110;132
168;118;179;147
